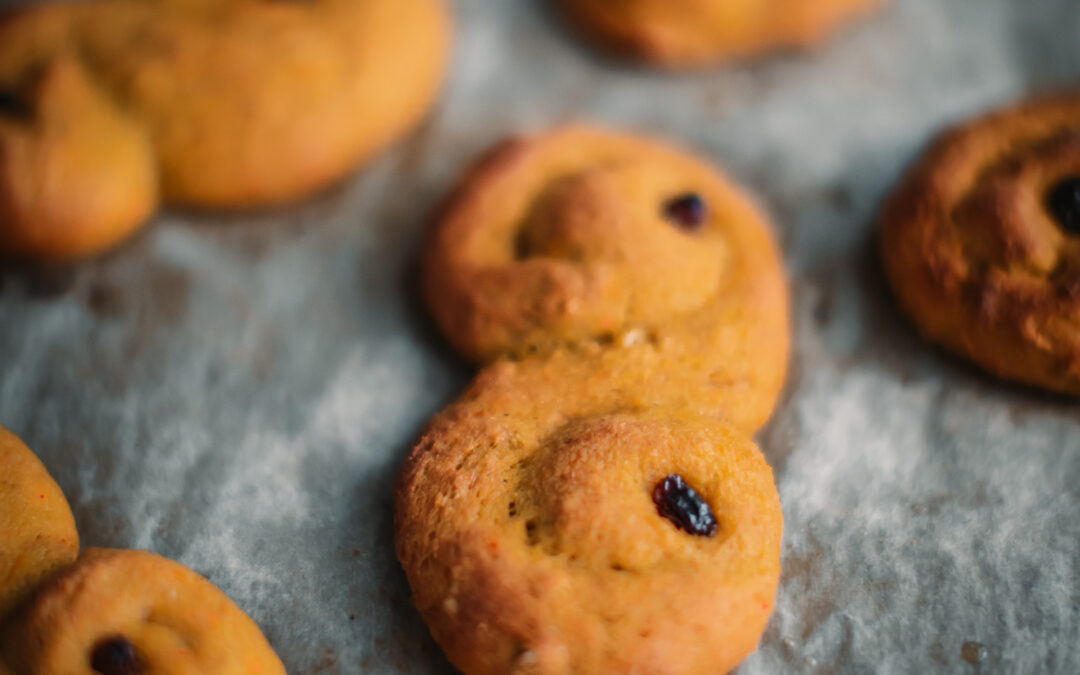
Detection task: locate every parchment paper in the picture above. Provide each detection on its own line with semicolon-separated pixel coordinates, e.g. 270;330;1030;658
1;0;1079;672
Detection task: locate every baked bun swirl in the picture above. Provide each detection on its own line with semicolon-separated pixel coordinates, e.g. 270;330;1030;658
397;126;790;674
0;0;451;260
423;126;789;432
0;427;285;674
880;94;1080;394
3;548;286;674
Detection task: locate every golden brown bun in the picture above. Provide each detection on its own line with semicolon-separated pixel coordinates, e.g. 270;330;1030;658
396;366;782;675
556;0;881;67
0;0;451;260
2;548;285;674
398;126;790;674
423;126;789;433
0;425;78;623
879;93;1080;394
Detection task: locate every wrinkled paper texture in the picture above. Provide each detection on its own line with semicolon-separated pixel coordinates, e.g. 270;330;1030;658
1;0;1078;672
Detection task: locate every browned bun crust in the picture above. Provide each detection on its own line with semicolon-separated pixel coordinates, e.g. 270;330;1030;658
880;93;1080;394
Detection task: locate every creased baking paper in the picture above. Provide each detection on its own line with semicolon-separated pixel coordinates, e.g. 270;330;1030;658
1;0;1078;672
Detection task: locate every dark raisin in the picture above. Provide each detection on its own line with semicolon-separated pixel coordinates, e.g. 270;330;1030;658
1047;177;1080;235
663;193;707;231
652;474;717;536
0;89;31;121
90;636;142;675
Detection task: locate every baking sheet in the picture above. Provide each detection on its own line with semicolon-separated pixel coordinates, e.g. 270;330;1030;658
2;0;1080;672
